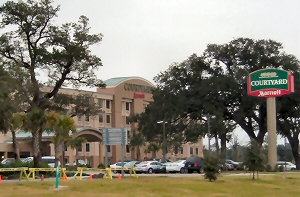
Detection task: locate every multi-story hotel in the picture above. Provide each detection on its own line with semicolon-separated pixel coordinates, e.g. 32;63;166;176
0;76;204;167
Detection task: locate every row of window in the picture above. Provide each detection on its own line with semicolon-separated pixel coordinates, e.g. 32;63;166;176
98;99;111;109
98;99;130;111
188;147;199;155
78;114;111;123
78;114;131;125
67;144;131;154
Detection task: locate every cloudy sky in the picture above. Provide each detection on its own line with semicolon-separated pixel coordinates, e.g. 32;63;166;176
53;0;299;86
51;0;299;145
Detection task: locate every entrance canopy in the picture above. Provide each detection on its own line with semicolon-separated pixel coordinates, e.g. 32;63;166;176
14;127;103;143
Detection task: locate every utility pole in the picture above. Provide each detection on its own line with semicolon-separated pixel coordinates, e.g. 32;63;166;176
207;115;211;151
157;121;167;162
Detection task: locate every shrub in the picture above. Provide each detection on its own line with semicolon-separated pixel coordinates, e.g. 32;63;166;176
97;163;105;169
203;155;220;182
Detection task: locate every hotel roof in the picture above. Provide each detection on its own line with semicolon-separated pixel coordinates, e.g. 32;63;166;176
104;76;154;87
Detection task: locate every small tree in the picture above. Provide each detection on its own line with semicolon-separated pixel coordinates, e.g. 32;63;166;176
203;152;220;182
68;137;87;166
46;112;76;167
129;130;145;161
243;140;265;180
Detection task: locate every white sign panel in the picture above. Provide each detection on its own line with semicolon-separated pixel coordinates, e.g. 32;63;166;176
103;128;128;145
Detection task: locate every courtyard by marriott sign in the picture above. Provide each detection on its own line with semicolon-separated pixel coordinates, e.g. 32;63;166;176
247;68;294;98
124;83;152;94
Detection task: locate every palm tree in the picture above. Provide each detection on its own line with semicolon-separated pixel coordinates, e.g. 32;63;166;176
147;143;161;159
9;112;25;160
21;108;47;167
68;137;87;166
46;112;77;167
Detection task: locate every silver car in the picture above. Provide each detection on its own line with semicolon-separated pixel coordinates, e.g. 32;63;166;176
135;161;166;174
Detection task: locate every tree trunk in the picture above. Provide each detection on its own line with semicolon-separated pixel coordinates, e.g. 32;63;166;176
152;151;156;159
287;134;299;170
215;134;219;154
54;139;60;167
61;141;65;168
220;134;226;162
136;146;140;160
39;131;43;159
32;131;40;168
76;149;79;166
11;130;20;160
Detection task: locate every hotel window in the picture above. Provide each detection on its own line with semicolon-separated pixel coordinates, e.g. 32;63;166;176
181;148;183;154
86;143;90;152
107;145;111;152
126;145;130;153
98;99;104;108
85;115;90;122
99;114;104;123
106;100;110;109
126;102;130;111
196;148;198;155
190;148;193;155
77;115;82;121
78;146;82;152
106;114;111;123
125;116;130;125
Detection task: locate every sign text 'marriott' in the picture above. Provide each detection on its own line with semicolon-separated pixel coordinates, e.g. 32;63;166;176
124;83;152;94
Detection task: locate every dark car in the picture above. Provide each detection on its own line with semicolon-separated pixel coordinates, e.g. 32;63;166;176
184;157;204;173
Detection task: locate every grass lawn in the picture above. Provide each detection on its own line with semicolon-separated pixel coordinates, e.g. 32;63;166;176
0;173;299;197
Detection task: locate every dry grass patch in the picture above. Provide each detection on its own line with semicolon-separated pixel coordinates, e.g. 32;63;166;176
0;173;298;197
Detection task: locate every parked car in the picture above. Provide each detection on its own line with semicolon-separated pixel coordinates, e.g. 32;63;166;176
277;161;296;170
41;156;56;168
110;162;125;173
154;158;173;163
124;161;140;173
1;158;15;165
184;157;204;173
135;161;166;174
224;163;235;171
166;160;186;173
226;159;242;170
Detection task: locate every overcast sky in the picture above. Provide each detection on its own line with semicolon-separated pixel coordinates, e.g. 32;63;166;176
53;0;299;86
50;0;299;145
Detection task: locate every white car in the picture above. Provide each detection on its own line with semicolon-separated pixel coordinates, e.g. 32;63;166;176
166;160;186;173
110;162;126;173
277;161;297;170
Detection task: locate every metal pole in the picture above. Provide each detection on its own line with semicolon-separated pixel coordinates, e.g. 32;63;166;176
105;145;108;168
121;128;125;177
163;122;166;162
208;115;211;151
104;128;109;168
267;97;277;171
284;137;287;173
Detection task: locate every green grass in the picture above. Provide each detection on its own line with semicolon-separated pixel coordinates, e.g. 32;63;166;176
0;173;299;197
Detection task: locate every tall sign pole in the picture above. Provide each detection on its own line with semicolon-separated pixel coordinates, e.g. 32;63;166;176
247;68;294;170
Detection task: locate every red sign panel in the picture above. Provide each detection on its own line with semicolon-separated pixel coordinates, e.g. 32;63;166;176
133;93;145;99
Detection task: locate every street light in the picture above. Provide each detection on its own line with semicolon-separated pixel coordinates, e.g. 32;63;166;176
157;120;167;162
204;114;216;151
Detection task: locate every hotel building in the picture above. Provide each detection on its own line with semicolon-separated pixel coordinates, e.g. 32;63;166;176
0;76;204;167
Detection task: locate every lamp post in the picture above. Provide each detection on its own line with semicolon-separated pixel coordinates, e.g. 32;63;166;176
157;120;167;162
205;114;216;151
